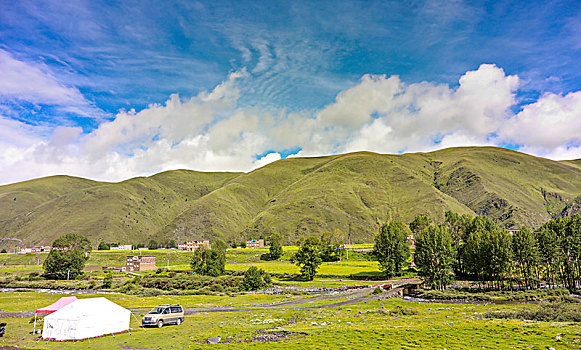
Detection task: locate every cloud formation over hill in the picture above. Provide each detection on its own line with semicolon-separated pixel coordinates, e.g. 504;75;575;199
0;63;580;184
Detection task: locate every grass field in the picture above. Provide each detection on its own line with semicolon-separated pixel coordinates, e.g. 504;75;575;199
0;246;381;278
1;243;579;349
225;260;382;276
0;291;578;349
0;246;388;294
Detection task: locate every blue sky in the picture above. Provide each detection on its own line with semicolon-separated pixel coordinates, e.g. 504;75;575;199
0;0;580;184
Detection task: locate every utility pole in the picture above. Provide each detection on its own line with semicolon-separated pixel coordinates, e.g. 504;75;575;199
346;223;352;261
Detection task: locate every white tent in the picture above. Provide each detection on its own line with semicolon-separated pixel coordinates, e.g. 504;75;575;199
42;297;131;341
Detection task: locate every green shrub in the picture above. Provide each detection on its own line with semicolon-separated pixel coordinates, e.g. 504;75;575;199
102;273;113;288
243;266;272;291
485;302;581;322
388;305;418;316
139;274;243;293
415;287;571;302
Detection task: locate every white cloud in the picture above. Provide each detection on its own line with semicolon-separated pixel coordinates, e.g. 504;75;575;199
500;91;581;150
332;64;519;155
0;63;580;185
0;49;88;107
537;145;581;161
318;74;402;129
253;152;282;169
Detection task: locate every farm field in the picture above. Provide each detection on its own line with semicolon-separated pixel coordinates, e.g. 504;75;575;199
0;291;578;349
0;246;382;279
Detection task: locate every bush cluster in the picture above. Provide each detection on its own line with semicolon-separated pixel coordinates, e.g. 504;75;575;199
485;301;581;322
243;266;272;291
138;274;243;292
415;287;571;301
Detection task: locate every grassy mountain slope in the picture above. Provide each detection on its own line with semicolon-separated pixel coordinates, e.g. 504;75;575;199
243;152;474;243
428;147;581;227
159;156;340;244
0;176;98;224
0;171;239;247
1;147;580;246
564;159;581;170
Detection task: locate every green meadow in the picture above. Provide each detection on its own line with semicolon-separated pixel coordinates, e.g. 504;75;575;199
0;246;381;278
1;291;578;349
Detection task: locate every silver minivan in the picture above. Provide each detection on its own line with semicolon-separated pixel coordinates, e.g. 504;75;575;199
142;304;184;328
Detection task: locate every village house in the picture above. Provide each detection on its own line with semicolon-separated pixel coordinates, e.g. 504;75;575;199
246;239;265;248
179;240;210;252
31;245;51;253
16;246;51;254
126;255;156;272
102;266;126;272
17;247;32;254
111;244;133;250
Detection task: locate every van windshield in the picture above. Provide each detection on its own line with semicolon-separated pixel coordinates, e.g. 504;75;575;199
148;307;164;314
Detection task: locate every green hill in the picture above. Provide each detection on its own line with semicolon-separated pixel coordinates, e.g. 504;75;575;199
0;170;240;248
564;159;581;170
1;147;581;247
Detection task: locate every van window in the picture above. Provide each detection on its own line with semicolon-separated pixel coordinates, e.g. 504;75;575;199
148;307;163;314
162;308;169;314
171;307;181;313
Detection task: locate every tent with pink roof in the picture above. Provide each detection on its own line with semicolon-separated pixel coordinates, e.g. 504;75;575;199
34;296;78;334
36;296;78;314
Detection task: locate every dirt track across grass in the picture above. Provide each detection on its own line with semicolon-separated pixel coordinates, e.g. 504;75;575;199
129;286;402;314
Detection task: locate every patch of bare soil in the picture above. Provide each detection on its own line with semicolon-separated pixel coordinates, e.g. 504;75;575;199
118;345;153;350
252;330;308;342
0;311;34;318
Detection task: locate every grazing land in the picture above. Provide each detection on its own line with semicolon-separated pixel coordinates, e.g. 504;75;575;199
1;290;579;349
1;246;580;349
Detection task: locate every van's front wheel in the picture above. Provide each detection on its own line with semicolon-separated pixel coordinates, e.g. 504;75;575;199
157;320;164;328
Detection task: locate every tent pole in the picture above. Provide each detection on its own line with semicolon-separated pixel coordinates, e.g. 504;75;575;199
33;313;37;334
131;312;146;331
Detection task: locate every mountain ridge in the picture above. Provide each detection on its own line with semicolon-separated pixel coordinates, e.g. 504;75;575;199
1;146;580;248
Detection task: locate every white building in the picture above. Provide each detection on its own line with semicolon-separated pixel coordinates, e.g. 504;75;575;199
110;245;132;250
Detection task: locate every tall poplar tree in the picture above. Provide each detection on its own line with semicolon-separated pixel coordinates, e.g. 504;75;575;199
373;221;411;278
414;225;455;290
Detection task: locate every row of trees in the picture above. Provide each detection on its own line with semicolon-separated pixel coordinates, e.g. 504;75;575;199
97;240;178;250
372;212;581;290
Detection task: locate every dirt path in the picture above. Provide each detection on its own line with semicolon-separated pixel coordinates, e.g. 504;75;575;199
130;286;403;315
0;311;34;318
0;285;408;318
